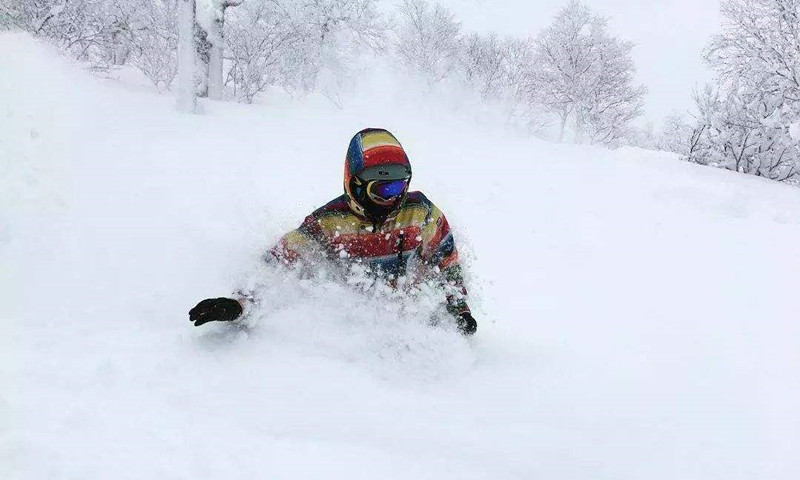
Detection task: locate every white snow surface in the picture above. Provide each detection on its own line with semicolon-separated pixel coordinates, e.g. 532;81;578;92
3;34;800;479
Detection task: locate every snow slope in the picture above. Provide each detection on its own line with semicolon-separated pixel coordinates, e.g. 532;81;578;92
3;33;800;479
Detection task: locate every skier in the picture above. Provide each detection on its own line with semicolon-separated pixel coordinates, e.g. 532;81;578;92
189;128;477;335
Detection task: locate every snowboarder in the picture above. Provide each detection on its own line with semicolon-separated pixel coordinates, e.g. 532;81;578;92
189;128;477;335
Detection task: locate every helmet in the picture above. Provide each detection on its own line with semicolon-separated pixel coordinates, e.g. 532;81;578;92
344;128;412;221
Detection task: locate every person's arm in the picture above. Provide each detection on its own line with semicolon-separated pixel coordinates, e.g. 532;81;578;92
266;213;326;264
189;215;326;327
421;205;477;335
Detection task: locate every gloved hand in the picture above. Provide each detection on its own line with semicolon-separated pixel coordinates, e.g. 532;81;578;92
456;312;477;336
189;297;243;326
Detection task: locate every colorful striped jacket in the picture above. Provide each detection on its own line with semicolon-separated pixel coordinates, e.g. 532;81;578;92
269;191;470;315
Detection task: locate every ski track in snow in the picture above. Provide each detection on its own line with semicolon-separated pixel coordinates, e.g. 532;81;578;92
2;33;800;479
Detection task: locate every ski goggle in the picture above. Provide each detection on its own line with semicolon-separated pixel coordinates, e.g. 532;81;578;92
366;179;409;205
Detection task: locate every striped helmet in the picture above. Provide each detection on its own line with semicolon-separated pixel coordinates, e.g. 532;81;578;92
344;128;412;219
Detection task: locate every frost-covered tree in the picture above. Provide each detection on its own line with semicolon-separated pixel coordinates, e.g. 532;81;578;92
223;0;296;103
460;32;506;101
222;0;382;104
577;38;646;146
707;0;800;95
393;0;461;84
497;38;549;133
456;34;547;133
2;0;178;90
656;113;693;155
626;123;656;150
2;0;169;76
689;84;800;182
0;0;74;36
533;1;645;146
687;0;800;184
129;0;179;92
284;0;384;102
176;0;197;111
194;0;242;99
499;38;535;102
0;0;129;62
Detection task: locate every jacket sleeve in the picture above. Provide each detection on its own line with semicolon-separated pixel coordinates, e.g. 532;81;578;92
234;214;327;314
421;205;471;316
267;214;327;265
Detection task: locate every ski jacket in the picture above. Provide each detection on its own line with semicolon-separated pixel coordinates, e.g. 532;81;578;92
269;191;470;315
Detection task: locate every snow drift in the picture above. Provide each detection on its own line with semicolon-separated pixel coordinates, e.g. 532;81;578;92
2;33;800;479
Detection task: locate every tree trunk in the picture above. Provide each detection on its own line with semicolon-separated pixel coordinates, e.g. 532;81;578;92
558;112;568;142
195;23;211;98
207;11;225;100
574;112;584;144
177;0;198;113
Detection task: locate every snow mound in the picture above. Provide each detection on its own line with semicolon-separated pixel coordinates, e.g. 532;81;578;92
197;266;476;384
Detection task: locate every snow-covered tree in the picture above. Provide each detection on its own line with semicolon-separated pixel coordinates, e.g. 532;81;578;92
533;1;645;146
686;0;800;184
129;0;179;92
223;0;296;103
393;0;461;84
0;0;123;61
706;0;800;95
176;0;197;111
194;0;242;99
460;32;507;101
0;0;73;36
455;34;547;133
283;0;384;102
689;84;800;182
656;113;693;155
497;38;549;133
626;123;656;150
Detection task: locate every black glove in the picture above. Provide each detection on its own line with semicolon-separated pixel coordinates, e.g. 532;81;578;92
456;312;477;336
189;297;243;326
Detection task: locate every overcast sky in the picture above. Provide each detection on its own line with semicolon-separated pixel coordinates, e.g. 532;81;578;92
435;0;722;126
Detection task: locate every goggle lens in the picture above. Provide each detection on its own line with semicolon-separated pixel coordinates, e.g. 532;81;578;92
367;179;408;204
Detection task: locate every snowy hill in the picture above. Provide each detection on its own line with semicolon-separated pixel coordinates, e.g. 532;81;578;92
3;33;800;479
